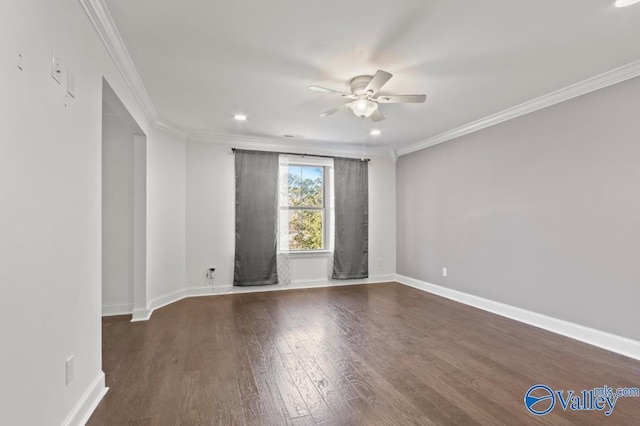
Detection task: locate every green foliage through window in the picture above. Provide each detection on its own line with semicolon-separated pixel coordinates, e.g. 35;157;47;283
287;165;324;250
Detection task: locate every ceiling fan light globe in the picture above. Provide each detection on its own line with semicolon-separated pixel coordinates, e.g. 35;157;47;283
350;99;378;118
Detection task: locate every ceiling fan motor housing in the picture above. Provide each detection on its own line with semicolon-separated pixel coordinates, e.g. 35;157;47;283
351;75;373;96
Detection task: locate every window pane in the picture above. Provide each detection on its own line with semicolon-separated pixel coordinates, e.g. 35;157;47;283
288;165;323;208
288;166;302;207
302;210;323;249
301;167;323;208
287;210;303;249
287;209;323;250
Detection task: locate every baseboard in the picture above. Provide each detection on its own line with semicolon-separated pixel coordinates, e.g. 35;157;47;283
185;285;229;297
130;288;212;322
395;274;640;361
211;275;395;295
101;302;133;317
291;274;396;287
130;307;151;322
148;288;186;313
62;370;108;426
131;275;395;321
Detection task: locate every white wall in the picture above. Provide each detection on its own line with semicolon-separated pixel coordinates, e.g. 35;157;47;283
102;115;135;312
368;152;397;278
146;128;186;303
185;141;396;289
0;1;186;423
186;143;235;288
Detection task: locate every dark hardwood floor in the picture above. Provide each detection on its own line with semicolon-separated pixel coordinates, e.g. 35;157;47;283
89;283;640;425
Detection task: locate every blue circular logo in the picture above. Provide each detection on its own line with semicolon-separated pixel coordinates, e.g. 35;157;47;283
524;384;555;416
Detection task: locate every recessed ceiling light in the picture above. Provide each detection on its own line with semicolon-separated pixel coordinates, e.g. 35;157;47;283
370;129;381;136
234;114;247;121
615;0;640;7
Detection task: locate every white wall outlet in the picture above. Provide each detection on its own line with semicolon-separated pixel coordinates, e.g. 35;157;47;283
51;52;62;84
377;258;383;267
442;267;448;277
65;355;74;386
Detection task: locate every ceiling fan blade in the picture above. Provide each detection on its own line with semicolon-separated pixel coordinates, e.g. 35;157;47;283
376;94;427;103
370;109;385;122
319;102;353;117
364;70;393;95
308;85;355;98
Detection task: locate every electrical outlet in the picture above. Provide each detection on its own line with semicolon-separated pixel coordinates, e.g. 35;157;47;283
442;267;448;277
65;355;74;386
377;258;383;267
207;267;216;279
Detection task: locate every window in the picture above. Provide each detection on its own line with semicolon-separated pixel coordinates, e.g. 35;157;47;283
287;164;324;250
278;156;333;252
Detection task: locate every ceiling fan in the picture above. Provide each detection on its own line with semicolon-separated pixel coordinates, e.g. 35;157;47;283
308;70;426;122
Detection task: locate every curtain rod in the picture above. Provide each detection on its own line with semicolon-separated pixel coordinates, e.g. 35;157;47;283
231;148;370;162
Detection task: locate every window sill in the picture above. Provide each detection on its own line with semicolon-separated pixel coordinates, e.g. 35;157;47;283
279;250;333;258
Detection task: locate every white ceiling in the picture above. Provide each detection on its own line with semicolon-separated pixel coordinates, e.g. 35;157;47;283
103;0;640;152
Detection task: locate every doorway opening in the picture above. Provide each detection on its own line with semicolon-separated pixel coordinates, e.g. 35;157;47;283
101;79;147;319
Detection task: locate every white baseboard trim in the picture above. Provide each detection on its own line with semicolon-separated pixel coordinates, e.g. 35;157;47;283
62;370;108;426
131;275;395;321
204;274;396;295
186;285;229;297
148;287;186;313
101;303;133;317
130;307;151;322
395;274;640;361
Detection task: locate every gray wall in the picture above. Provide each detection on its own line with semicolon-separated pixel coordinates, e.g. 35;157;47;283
397;76;640;341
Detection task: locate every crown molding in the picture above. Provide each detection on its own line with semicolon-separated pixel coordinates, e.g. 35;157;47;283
80;0;159;124
397;59;640;156
153;120;189;139
187;131;391;158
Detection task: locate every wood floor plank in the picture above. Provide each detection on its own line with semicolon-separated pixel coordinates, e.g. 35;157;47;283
233;333;261;402
89;283;640;425
281;352;337;424
247;324;311;420
281;328;358;412
240;327;295;425
344;396;396;426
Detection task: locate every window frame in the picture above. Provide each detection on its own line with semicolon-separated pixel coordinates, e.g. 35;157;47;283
278;156;334;254
285;163;327;251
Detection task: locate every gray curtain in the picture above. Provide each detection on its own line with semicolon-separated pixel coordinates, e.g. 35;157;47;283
333;158;368;279
234;150;279;286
